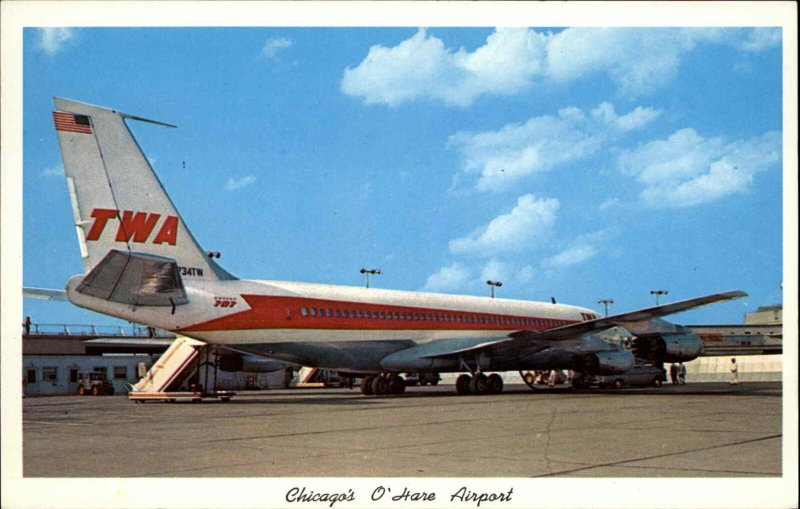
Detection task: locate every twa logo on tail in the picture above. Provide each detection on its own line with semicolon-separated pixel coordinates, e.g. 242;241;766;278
86;208;179;245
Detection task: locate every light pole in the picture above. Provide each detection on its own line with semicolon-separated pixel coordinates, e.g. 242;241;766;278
650;290;668;306
598;298;614;317
486;280;503;298
360;268;381;288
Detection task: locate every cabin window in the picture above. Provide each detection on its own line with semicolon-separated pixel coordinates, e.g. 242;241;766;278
334;309;341;318
69;369;78;383
309;308;316;317
42;367;58;382
114;366;127;379
379;311;386;319
301;307;308;316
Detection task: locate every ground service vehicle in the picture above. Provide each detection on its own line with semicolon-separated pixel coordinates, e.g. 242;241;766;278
77;371;115;396
590;365;667;389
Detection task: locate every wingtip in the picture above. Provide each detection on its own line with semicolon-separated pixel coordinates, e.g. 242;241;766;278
723;290;749;299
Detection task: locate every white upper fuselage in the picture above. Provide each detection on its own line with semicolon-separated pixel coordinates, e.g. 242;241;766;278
67;275;599;347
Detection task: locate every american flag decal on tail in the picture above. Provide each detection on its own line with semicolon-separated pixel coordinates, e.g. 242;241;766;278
53;111;93;134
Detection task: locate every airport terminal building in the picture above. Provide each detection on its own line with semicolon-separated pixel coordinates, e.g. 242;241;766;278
21;324;288;396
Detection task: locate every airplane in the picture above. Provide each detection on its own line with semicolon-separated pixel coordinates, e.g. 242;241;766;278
40;97;747;396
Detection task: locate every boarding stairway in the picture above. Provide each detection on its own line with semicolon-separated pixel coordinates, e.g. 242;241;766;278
128;336;234;403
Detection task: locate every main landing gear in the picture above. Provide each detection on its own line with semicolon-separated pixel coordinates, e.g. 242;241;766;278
455;372;503;395
360;374;406;396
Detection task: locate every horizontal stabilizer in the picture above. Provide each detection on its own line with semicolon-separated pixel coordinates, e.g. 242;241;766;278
23;287;68;301
76;249;188;307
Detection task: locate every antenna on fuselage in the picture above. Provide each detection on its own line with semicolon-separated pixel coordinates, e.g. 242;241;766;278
551;296;557;304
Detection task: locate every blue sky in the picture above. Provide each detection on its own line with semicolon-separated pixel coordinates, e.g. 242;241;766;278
22;26;783;327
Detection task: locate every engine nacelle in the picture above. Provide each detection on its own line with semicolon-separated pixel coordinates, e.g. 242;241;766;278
632;333;703;363
575;349;634;375
217;353;293;373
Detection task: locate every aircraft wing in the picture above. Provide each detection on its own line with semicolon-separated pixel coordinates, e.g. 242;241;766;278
508;290;748;344
408;290;749;362
23;287;68;301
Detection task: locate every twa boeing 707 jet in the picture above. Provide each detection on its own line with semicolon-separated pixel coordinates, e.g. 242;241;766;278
43;97;746;396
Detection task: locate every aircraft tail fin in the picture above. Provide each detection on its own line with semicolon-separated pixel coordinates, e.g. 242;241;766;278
52;97;235;281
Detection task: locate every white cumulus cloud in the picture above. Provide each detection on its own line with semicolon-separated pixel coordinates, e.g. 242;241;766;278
40;165;64;177
341;28;547;107
618;129;781;207
541;244;599;269
449;102;659;193
480;258;508;282
544;28;725;97
541;228;616;270
261;37;293;59
37;28;77;56
225;175;257;191
421;262;471;293
342;28;775;106
740;28;781;52
449;194;559;257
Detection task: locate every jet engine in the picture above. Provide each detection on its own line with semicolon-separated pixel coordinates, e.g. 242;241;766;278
623;319;704;363
632;333;703;362
574;349;634;375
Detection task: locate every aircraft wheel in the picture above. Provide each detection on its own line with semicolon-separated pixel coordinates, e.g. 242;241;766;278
91;386;100;396
487;374;504;394
469;373;488;395
360;376;375;395
455;374;472;395
389;376;406;395
78;386;86;396
613;379;624;390
653;378;663;388
371;376;389;395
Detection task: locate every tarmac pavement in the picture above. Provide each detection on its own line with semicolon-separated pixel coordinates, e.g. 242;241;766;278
22;382;782;478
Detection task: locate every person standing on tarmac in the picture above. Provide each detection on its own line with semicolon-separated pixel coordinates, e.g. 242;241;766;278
670;363;679;384
678;362;686;385
730;358;739;385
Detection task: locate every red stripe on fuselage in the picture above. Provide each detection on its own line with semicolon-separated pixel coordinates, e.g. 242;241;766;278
182;295;578;332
